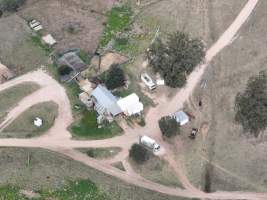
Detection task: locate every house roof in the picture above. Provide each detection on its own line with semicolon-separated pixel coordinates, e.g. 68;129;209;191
117;93;144;116
91;85;122;116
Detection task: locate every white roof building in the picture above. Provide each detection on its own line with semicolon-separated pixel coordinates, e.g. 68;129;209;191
117;93;144;116
173;111;189;126
42;34;57;46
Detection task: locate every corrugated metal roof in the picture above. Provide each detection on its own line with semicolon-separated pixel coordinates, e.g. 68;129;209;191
91;85;122;116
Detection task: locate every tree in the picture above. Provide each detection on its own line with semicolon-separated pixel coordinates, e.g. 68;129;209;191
147;31;205;88
235;71;267;137
158;116;179;138
105;64;125;90
129;143;151;164
0;0;26;12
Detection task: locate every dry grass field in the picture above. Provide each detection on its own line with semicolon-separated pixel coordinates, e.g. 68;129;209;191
0;147;188;200
18;0;116;53
2;101;58;138
182;0;267;192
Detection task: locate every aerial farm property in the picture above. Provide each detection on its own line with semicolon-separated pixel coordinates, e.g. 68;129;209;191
0;0;267;200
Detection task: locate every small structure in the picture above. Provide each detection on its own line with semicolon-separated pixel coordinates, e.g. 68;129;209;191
141;73;156;90
79;92;93;108
156;79;165;86
140;135;160;152
173;111;189;126
33;117;43;127
42;34;57;46
91;85;122;119
57;51;87;72
117;93;144;116
29;20;43;31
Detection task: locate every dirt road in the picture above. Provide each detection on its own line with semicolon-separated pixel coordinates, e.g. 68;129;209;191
0;0;263;199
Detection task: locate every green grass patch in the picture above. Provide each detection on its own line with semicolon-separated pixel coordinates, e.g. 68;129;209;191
0;185;26;200
0;82;40;123
3;101;58;138
30;34;53;55
0;180;111;200
40;179;110;200
78;147;121;159
70;111;123;139
78;50;91;64
100;5;132;47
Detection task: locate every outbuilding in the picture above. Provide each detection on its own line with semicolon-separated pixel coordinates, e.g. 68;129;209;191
173;111;189;126
117;93;144;116
42;34;57;46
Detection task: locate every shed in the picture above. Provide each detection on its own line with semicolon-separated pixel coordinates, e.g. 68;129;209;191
173;111;189;126
42;34;56;46
91;85;122;116
117;93;144;116
58;52;86;72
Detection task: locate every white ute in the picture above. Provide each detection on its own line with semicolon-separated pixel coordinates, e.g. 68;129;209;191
140;135;160;152
141;73;156;90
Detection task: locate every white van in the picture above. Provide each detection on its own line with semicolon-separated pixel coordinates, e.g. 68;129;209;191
141;73;156;90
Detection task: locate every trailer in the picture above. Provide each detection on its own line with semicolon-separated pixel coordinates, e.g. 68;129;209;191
139;135;160;152
141;73;156;90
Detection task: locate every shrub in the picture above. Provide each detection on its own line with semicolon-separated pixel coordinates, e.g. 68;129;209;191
58;65;73;76
0;0;26;12
129;143;151;164
148;31;205;88
158;116;179;138
235;71;267;137
105;64;125;90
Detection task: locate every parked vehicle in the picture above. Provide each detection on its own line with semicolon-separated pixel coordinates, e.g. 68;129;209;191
141;73;156;90
139;135;160;152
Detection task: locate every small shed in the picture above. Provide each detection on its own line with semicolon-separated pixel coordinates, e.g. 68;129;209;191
42;34;57;46
173;111;189;126
33;117;43;127
57;51;86;72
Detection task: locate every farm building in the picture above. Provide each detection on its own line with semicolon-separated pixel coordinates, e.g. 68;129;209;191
91;85;122;119
57;51;87;72
173;111;189;126
117;93;144;116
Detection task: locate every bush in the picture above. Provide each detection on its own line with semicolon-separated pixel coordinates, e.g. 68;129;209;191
158;116;179;138
148;31;205;88
129;143;151;164
0;0;26;12
235;71;267;137
105;64;125;90
58;65;73;76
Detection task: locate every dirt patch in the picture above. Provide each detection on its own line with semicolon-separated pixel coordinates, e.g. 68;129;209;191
19;0;117;53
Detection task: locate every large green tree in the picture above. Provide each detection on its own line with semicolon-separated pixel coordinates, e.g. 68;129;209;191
105;64;125;90
148;31;205;88
235;71;267;137
158;116;180;138
129;143;151;164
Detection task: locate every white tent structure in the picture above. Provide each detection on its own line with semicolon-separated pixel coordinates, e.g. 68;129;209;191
117;93;144;116
42;34;57;46
33;117;43;127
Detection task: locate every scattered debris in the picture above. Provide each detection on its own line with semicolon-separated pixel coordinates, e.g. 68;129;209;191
156;79;165;86
29;19;43;32
33;117;43;127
